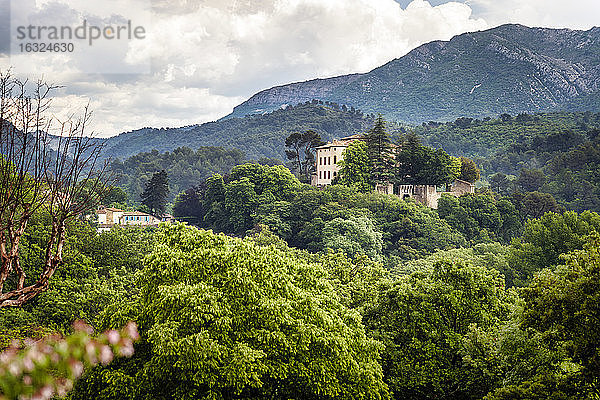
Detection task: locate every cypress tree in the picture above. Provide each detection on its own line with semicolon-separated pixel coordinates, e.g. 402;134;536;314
141;170;170;216
364;115;394;184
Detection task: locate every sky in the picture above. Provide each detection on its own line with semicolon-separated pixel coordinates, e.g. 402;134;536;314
0;0;598;137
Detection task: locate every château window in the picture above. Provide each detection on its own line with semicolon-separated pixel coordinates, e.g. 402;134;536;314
328;171;331;179
334;155;337;164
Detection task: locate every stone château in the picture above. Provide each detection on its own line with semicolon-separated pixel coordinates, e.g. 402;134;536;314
311;135;474;209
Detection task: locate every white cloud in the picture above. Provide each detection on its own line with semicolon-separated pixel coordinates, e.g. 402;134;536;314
141;0;487;92
467;0;600;30
2;0;492;136
47;83;244;136
3;0;595;137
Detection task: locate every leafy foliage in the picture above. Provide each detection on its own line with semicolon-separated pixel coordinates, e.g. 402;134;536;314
110;146;245;203
395;133;460;186
519;235;600;396
0;321;139;400
0;215;153;335
172;164;468;265
508;210;600;286
486;235;600;399
414;112;600;212
364;260;513;399
334;141;373;192
459;157;481;183
322;216;383;260
70;224;390;400
437;193;522;244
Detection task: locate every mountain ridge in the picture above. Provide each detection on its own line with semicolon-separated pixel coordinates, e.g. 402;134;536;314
226;24;600;122
97;102;378;161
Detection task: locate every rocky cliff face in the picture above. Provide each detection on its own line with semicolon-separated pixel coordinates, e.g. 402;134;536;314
229;74;363;118
227;24;600;123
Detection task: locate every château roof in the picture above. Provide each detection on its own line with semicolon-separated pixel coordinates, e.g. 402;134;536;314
316;134;365;150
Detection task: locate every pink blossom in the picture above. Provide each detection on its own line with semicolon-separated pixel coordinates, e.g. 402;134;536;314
73;320;94;335
68;360;84;378
106;330;120;345
124;322;140;340
98;345;114;365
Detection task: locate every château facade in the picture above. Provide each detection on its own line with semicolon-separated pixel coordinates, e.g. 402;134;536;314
311;134;364;186
311;135;474;209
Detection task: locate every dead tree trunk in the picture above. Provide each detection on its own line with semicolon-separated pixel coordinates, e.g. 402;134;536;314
0;70;112;307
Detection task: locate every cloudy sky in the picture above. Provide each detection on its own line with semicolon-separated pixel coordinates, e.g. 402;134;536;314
0;0;598;137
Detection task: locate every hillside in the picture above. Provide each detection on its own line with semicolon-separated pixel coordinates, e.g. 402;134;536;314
227;24;600;123
99;103;377;161
106;110;600;212
109;146;245;203
414;111;600;160
416;111;600;212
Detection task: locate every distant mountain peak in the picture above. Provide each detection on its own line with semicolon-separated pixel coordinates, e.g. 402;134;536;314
224;24;600;122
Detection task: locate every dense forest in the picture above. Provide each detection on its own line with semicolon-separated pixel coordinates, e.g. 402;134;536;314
3;99;600;399
3;200;599;399
414;112;600;211
3;15;600;398
98;102;379;161
108;111;600;214
109;147;247;203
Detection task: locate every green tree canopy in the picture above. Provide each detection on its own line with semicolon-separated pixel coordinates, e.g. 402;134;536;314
459;157;481;183
177;164;301;234
437;193;522;245
395;135;459;186
140;170;169;216
516;169;546;193
487;235;600;399
322;216;383;259
334;140;373;192
71;224;389;400
364;260;513;399
511;191;563;221
508;210;600;285
172;186;205;225
364;116;394;184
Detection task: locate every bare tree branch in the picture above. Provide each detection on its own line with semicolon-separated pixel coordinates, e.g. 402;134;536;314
0;71;114;307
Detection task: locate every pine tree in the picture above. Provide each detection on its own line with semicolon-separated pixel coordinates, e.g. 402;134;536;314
364;115;394;184
141;170;170;216
285;130;325;183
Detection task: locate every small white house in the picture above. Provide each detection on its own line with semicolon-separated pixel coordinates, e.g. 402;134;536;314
121;211;161;226
96;207;166;232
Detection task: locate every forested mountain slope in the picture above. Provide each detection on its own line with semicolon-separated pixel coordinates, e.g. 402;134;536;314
228;24;600;122
98;103;376;161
